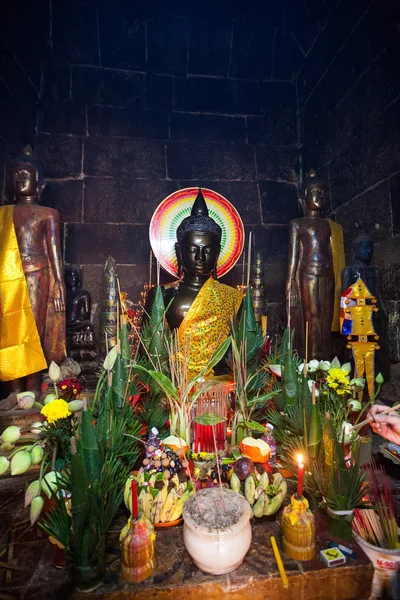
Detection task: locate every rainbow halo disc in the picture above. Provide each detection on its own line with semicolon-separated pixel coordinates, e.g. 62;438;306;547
150;187;244;278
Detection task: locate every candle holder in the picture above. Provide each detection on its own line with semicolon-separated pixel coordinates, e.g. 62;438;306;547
281;494;316;561
121;517;156;583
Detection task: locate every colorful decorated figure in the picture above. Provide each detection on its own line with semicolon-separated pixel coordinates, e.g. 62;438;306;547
145;187;244;380
342;232;389;382
340;277;379;398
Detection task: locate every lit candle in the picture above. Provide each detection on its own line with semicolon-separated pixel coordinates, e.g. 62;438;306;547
297;454;304;498
131;479;138;520
226;426;232;439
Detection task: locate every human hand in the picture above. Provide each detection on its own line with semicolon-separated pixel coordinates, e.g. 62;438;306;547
52;281;65;312
368;404;400;444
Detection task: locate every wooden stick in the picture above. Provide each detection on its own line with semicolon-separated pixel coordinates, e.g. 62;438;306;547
246;231;252;288
350;403;400;431
305;321;309;366
312;382;316;405
270;536;289;588
241;251;245;287
149;249;153;287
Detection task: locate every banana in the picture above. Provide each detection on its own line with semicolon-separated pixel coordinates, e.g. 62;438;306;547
176;481;187;497
160;479;169;504
124;476;134;510
151;491;164;524
264;491;284;516
255;485;265;500
169;490;189;522
230;472;241;493
136;470;145;486
138;488;147;517
143;490;153;521
245;475;256;505
259;472;269;489
278;480;287;498
171;474;180;489
272;472;283;487
253;492;266;518
161;488;178;523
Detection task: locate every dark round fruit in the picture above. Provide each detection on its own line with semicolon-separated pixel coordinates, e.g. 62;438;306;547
234;457;255;481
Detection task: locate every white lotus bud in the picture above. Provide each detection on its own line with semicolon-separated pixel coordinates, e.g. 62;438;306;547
68;400;84;412
25;480;41;508
42;470;61;498
103;345;118;371
1;426;21;443
48;361;61;382
319;361;331;371
0;456;10;475
30;422;45;436
44;393;57;405
31;446;44;465
11;450;32;475
0;442;15;452
268;364;282;377
30;496;44;526
16;392;36;410
307;359;320;372
341;362;352;375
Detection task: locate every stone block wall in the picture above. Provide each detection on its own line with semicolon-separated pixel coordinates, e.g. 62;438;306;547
31;0;304;336
294;0;400;360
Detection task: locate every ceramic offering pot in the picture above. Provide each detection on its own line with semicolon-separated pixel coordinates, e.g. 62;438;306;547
183;488;252;575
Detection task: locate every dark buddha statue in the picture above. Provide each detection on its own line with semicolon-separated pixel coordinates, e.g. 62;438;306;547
342;232;390;381
145;188;242;379
65;265;96;359
286;170;344;360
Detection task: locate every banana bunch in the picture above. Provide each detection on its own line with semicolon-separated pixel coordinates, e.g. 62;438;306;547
124;469;192;525
230;471;287;518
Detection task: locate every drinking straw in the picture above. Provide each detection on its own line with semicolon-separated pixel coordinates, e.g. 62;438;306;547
270;536;289;588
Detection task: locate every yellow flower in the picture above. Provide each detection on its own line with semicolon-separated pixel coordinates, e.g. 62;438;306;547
40;399;71;423
336;389;346;396
61;385;67;390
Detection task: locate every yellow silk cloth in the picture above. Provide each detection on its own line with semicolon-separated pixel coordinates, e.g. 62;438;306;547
0;206;47;381
349;341;377;398
326;219;345;331
178;278;242;381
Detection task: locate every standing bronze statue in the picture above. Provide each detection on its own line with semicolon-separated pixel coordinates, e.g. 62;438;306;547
342;232;390;381
0;146;66;402
286;170;344;359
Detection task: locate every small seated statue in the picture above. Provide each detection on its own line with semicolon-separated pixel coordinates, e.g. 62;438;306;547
341;232;390;381
65;265;96;359
145;188;242;380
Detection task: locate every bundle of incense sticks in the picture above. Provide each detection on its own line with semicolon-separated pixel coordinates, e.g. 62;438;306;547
353;460;399;549
193;383;228;452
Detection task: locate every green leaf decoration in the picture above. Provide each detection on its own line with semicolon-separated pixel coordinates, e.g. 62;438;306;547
194;413;226;426
235;287;264;363
308;404;322;459
282;331;299;406
81;409;101;482
134;366;179;401
245;420;266;433
111;323;131;408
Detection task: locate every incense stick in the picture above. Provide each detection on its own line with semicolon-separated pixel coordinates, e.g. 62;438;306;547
246;231;252;288
350;403;400;431
270;536;289;588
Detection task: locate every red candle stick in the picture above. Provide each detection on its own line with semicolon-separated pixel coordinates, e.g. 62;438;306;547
131;480;138;520
297;454;304;498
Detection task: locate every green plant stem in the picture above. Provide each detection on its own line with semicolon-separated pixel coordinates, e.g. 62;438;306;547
92;370;107;412
352;382;382;429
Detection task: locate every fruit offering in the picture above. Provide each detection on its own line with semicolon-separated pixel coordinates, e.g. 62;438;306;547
230;464;287;518
124;469;193;525
240;437;271;464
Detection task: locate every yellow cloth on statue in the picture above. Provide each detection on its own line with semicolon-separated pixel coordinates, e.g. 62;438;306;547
178;278;242;381
0;205;47;381
326;219;345;332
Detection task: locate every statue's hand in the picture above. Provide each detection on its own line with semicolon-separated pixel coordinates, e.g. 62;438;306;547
52;281;65;312
286;280;299;308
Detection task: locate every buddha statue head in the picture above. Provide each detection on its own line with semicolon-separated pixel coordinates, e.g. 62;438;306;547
300;169;326;215
176;188;222;279
353;231;373;265
65;264;82;291
9;145;43;202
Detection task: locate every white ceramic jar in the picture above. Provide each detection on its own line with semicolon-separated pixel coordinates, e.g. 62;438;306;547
183;488;252;575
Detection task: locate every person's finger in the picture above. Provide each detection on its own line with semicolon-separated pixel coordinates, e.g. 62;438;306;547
370;422;382;434
373;413;400;425
368;404;388;416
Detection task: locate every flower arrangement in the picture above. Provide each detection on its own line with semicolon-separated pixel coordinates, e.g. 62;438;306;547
41;399;72;423
57;377;83;401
